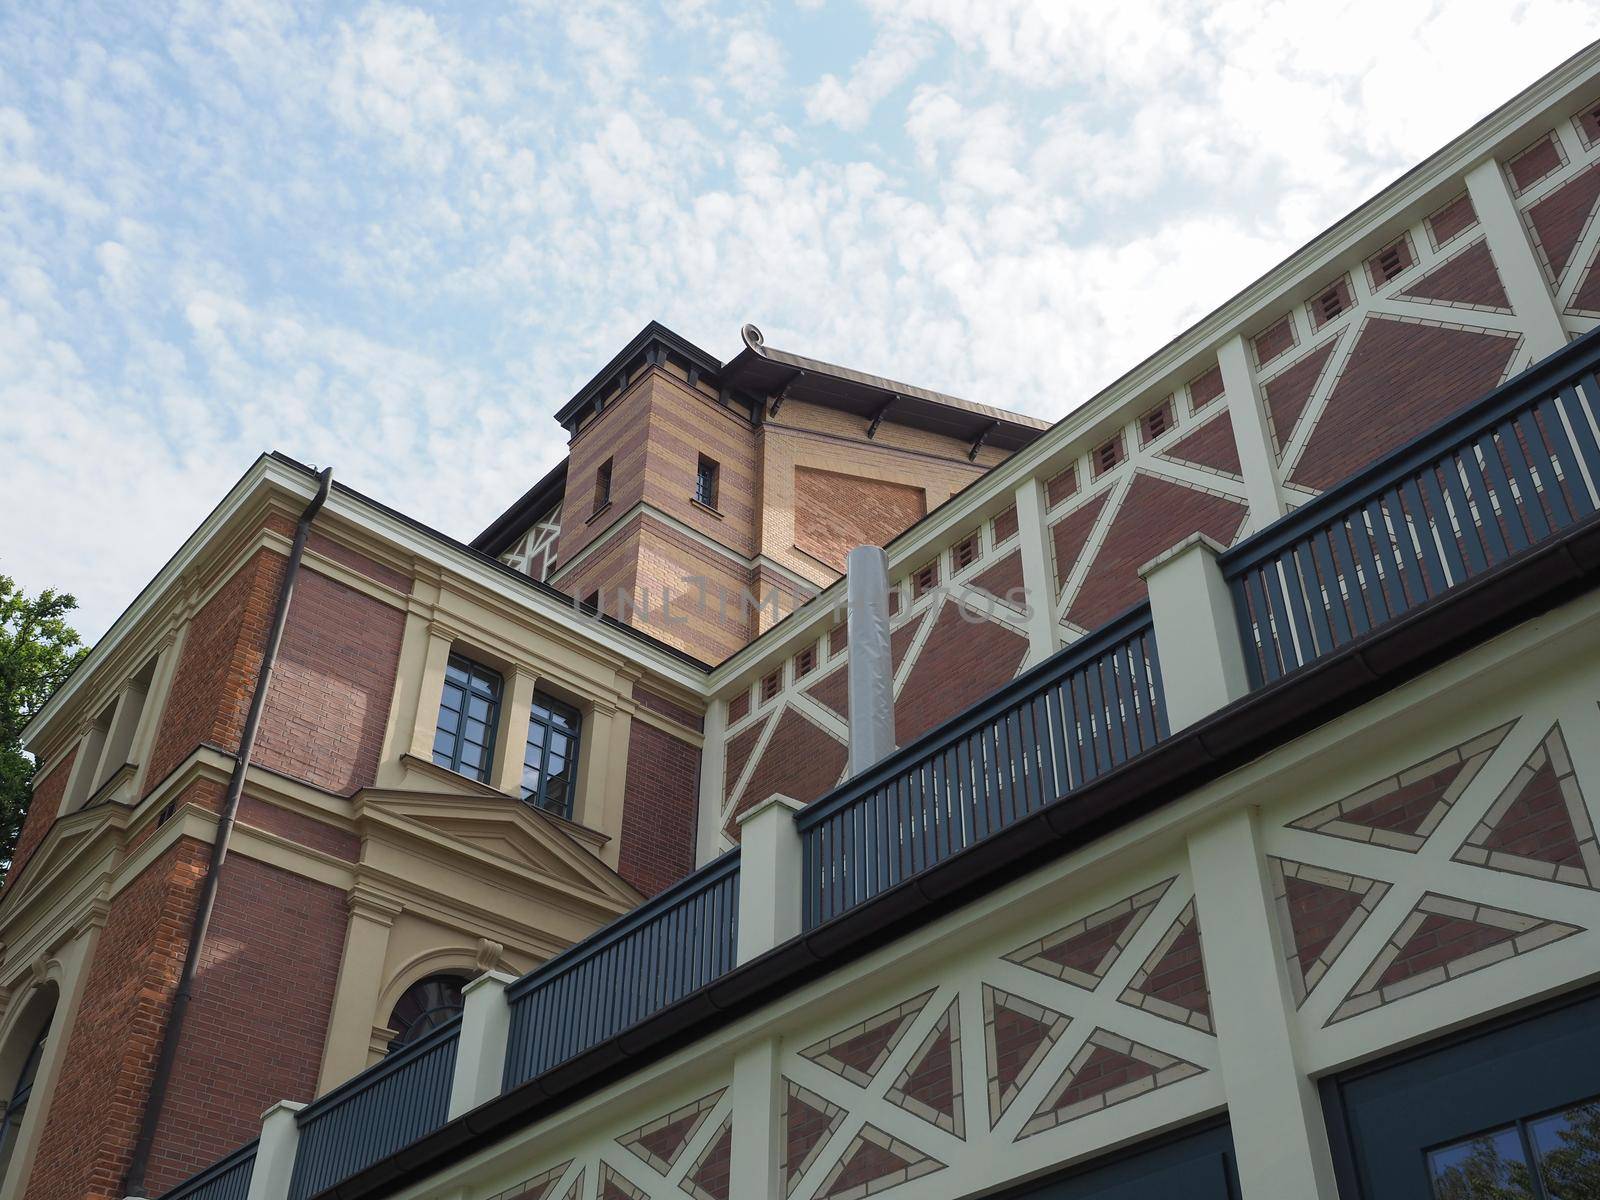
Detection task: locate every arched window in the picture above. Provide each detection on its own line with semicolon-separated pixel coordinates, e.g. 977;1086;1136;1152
0;1018;50;1185
386;974;467;1053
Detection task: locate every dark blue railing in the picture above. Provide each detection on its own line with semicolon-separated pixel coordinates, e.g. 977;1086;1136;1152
1223;328;1600;685
286;1018;459;1200
796;604;1166;928
502;849;741;1090
156;1139;256;1200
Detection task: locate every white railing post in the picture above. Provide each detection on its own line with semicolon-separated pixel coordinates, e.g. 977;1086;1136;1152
1139;534;1251;730
244;1100;305;1200
447;970;517;1119
736;793;804;965
1188;808;1340;1200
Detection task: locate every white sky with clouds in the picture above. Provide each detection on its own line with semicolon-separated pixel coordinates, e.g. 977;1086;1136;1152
3;1;1598;639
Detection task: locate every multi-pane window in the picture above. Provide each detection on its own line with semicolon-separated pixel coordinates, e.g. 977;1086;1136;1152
1427;1095;1600;1198
386;974;466;1053
522;693;581;818
0;1020;49;1184
695;455;720;509
433;655;501;782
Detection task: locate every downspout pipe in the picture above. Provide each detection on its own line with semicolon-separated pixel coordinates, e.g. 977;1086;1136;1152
123;467;332;1199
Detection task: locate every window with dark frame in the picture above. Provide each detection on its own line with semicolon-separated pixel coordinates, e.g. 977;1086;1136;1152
0;1018;50;1181
695;455;720;509
385;974;467;1053
432;655;501;782
522;692;581;818
1425;1094;1600;1198
593;458;613;514
953;532;980;571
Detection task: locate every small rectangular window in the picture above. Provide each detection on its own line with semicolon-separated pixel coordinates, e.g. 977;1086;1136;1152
1365;236;1414;288
1093;435;1124;478
433;655;502;783
579;590;600;615
760;670;781;703
913;559;939;598
695;455;720;509
593;458;613;514
1310;276;1353;330
1138;399;1174;446
795;645;817;678
522;692;581;819
953;533;980;571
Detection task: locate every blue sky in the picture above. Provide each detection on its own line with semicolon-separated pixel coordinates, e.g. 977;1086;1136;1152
3;1;1596;638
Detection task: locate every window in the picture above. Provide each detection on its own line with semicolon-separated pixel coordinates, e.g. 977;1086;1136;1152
386;974;467;1053
695;455;720;509
1365;236;1414;288
913;559;939;597
760;670;781;703
1426;1095;1600;1199
522;693;581;818
0;1014;51;1185
795;645;817;678
1138;400;1174;445
953;533;980;571
592;458;613;514
1310;278;1352;329
1093;435;1124;478
433;655;501;782
580;590;600;616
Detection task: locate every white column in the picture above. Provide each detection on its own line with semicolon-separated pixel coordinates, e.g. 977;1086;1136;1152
244;1101;306;1200
1217;335;1287;531
1138;534;1250;730
1011;476;1060;664
735;794;804;964
317;890;402;1092
695;698;729;865
1188;808;1339;1200
492;666;538;796
728;1038;783;1200
448;970;516;1119
1466;158;1567;359
845;546;896;774
405;621;459;761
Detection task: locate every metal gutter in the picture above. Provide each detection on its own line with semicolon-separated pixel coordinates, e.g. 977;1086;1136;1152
470;459;569;556
315;505;1600;1200
124;466;332;1199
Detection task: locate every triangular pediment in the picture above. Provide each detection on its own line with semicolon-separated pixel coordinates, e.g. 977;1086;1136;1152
354;789;642;910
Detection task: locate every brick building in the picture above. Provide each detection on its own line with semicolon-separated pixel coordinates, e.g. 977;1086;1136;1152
5;40;1600;1200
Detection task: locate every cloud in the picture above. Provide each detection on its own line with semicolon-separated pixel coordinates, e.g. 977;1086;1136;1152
0;0;1596;642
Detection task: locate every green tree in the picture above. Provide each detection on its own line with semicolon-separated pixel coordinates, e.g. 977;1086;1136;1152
0;576;90;866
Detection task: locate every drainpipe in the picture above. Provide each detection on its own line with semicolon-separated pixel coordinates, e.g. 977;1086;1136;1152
122;467;332;1200
845;545;896;775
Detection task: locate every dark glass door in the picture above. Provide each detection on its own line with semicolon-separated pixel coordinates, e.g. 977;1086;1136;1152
995;1120;1238;1199
1325;989;1600;1198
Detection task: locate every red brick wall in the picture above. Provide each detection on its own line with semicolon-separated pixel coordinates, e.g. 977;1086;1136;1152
237;795;359;862
24;835;208;1200
794;468;926;573
143;549;286;797
725;709;847;839
253;568;405;795
143;855;347;1193
617;720;700;896
894;604;1028;744
5;748;75;890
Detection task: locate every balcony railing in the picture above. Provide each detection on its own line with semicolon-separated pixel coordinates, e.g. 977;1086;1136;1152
158;1139;256;1200
501;847;741;1090
1223;333;1600;685
285;1018;459;1200
796;605;1166;928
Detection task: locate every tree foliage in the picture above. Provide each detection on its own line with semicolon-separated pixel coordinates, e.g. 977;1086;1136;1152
0;576;90;865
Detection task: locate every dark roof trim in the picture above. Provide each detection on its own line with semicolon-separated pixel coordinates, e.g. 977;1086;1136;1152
268;453;713;673
551;321;751;430
317;508;1600;1200
471;459;568;556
